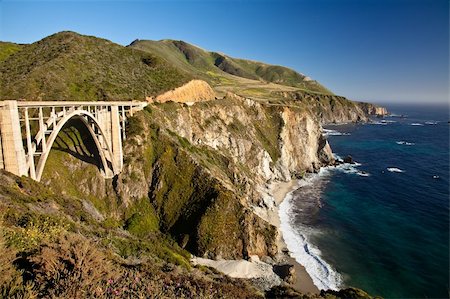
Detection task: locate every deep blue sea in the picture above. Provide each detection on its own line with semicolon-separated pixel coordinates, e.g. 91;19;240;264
280;104;449;298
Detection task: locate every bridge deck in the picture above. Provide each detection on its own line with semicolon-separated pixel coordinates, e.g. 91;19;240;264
14;101;147;107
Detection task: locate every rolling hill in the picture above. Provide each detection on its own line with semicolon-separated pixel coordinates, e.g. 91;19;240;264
129;39;333;97
0;32;192;101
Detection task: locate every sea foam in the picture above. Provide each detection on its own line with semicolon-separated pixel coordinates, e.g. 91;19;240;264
322;129;350;136
387;167;404;173
278;159;370;290
279;177;342;291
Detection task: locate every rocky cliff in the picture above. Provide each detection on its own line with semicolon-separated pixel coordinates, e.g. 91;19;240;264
0;31;385;297
0;31;385;262
272;90;387;124
39;92;376;262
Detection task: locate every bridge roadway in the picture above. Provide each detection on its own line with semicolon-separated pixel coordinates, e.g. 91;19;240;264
0;100;147;181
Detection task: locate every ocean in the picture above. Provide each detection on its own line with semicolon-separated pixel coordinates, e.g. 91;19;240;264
279;103;449;298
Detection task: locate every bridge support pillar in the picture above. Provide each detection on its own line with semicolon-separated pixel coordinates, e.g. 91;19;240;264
0;101;27;176
0;132;3;170
110;105;123;174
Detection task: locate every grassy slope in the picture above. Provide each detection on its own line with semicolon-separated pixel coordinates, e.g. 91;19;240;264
129;39;333;95
0;31;192;101
0;170;264;298
0;42;23;62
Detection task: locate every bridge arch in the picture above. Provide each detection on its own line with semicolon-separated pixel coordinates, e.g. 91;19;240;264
35;109;117;181
0;100;147;181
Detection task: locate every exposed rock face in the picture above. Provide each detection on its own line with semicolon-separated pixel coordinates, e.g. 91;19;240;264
112;94;373;259
42;92;383;261
343;155;354;164
273;264;296;284
147;79;216;103
272;90;388;123
356;102;389;117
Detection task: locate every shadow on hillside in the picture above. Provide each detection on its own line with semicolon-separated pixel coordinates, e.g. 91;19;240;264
51;118;104;170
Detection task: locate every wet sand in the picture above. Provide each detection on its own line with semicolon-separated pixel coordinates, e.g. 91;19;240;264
270;180;320;294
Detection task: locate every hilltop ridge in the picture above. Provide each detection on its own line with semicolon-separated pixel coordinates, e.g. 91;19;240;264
0;31;191;101
129;39;332;96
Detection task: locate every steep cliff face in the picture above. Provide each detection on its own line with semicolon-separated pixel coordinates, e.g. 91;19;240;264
111;94;342;259
356;102;389;116
40;93;378;261
271;90;387;124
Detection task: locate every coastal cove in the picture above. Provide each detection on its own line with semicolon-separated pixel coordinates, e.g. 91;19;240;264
0;25;447;297
279;104;449;298
192;180;320;294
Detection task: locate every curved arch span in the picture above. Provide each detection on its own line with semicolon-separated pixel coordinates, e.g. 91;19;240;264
35;110;117;181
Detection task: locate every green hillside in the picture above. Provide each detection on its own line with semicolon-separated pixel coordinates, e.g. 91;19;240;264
129;39;332;95
0;32;192;101
0;42;23;62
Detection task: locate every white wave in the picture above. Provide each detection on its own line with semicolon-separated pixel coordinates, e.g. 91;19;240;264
277;158;373;290
410;123;424;126
369;121;388;125
387;167;404;173
322;129;351;136
425;121;438;125
279;189;342;291
396;141;415;146
389;114;408;118
357;172;370;177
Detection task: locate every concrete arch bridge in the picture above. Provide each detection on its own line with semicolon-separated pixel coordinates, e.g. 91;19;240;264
0;100;147;181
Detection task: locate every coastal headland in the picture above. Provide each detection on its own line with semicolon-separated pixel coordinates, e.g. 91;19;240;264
0;31;385;298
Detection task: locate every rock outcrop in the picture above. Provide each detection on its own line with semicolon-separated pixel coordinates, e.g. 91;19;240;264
40;91;381;261
272;90;388;123
147;79;217;103
356;102;389;117
110;93;374;259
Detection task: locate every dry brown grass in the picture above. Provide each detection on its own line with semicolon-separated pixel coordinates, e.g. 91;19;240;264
0;227;36;298
27;233;117;298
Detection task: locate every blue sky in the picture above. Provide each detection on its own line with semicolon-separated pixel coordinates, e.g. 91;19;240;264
0;0;448;104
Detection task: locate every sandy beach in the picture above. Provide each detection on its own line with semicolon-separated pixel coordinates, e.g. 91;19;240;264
270;180;320;294
192;179;320;294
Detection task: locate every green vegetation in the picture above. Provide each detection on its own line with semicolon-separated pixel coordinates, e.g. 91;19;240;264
123;197;159;236
254;105;284;164
0;31;192;101
0;41;22;62
130;39;333;94
0;31;380;298
0;168;263;298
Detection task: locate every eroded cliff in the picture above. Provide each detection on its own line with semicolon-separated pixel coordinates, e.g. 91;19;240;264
41;93;374;261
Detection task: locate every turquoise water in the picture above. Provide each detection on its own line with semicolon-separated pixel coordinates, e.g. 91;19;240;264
286;104;449;298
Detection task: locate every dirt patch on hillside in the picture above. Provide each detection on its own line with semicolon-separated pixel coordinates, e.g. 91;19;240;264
148;79;216;103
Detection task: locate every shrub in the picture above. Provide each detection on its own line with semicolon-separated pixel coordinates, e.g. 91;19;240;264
27;233;117;298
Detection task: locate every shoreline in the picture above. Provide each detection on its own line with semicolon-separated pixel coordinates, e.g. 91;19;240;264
269;180;320;294
192;179;320;294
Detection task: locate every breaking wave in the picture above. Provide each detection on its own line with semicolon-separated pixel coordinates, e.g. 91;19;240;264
387;167;404;173
396;141;415;146
278;159;369;291
322;129;351;136
279;172;342;291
